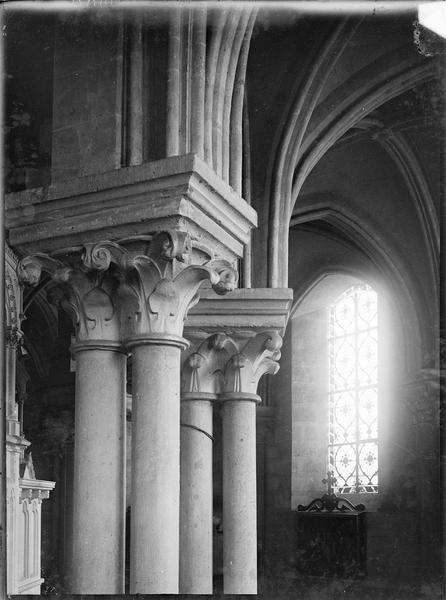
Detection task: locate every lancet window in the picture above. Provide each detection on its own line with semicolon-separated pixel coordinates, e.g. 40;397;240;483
328;283;379;494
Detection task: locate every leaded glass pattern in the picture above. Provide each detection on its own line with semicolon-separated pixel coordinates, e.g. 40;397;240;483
328;284;378;494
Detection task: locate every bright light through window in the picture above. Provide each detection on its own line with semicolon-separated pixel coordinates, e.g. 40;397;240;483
328;283;379;494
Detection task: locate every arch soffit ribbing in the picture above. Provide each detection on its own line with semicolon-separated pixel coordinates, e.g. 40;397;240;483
291;60;438;207
330;119;439;287
264;19;361;282
266;41;438;287
265;18;361;211
288;202;433;366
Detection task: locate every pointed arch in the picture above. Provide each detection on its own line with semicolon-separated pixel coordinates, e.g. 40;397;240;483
289;203;431;370
267;44;438;288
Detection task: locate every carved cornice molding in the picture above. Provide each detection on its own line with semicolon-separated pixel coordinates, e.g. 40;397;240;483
19;479;55;503
6;154;257;261
18;232;238;342
185;287;293;336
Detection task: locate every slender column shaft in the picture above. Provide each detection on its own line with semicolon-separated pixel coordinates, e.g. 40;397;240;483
179;394;214;594
190;8;207;157
127;20;143;166
71;343;126;594
230;15;255;194
166;7;181;156
222;395;259;594
129;336;187;594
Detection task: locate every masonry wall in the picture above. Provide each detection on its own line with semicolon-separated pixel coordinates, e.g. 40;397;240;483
262;224;441;590
51;14;124;181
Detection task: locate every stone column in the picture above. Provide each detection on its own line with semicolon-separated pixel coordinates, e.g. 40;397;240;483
220;331;282;594
128;335;187;594
70;340;126;593
179;393;214;593
179;334;236;594
113;232;237;594
18;247;127;594
18;235;238;595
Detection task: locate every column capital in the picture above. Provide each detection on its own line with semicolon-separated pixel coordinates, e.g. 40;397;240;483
184;289;292;396
18;231;238;344
221;330;283;396
183;330;283;397
112;233;238;341
18;252;122;343
181;333;238;395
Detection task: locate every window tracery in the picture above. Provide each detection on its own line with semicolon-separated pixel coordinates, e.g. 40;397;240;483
328;284;379;494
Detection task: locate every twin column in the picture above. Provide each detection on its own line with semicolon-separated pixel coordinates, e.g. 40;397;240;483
179;332;282;594
17;234;238;595
18;238;283;595
180;393;261;594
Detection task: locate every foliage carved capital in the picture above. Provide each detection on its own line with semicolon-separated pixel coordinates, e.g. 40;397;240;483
181;333;238;394
18;231;239;343
118;255;237;339
18;253;121;343
221;330;283;395
110;232;238;339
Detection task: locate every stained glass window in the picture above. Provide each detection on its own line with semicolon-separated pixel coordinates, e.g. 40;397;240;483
328;284;378;494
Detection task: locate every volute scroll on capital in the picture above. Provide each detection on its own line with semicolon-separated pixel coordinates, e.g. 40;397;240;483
17;231;239;343
18;252;122;343
93;232;239;339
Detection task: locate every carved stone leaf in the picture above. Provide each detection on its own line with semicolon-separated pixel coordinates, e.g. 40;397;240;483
82;287;114;332
149;279;179;318
17;253;66;286
130;255;162;303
